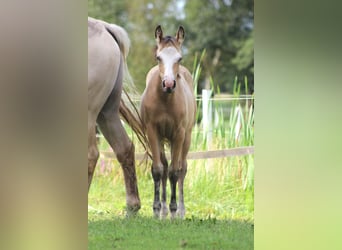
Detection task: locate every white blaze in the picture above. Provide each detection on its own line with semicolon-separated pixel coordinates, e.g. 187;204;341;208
158;47;181;84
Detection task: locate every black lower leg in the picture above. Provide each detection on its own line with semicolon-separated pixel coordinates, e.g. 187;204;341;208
152;167;161;215
169;170;179;214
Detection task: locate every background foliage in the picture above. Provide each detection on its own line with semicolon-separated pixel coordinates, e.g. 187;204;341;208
88;0;254;94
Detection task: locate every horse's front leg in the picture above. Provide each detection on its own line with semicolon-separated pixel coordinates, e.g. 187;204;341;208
177;132;191;218
160;151;169;218
146;125;163;218
177;160;187;218
169;128;185;219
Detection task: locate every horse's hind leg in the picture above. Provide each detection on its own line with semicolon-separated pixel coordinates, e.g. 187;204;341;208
97;112;141;214
88;119;99;191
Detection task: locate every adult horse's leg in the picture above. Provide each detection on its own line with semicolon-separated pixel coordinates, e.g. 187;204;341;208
98;113;140;214
97;57;140;214
88;118;99;191
160;149;169;218
169;128;185;219
146;125;163;218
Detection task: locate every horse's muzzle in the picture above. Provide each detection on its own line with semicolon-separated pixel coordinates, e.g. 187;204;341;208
162;80;176;93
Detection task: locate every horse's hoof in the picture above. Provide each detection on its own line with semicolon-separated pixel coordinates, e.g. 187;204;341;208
177;204;185;219
153;208;161;219
126;204;140;218
170;211;177;219
177;210;185;219
161;202;168;219
161;210;168;219
169;203;177;215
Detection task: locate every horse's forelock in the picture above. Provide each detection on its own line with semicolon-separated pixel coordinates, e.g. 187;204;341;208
161;36;179;47
156;36;181;56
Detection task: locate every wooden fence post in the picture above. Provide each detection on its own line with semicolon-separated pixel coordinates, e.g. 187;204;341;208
202;89;213;148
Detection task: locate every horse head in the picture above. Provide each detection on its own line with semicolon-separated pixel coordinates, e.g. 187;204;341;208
154;25;184;93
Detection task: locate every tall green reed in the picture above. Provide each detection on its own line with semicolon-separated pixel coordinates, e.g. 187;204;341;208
190;50;254;191
191;52;254;151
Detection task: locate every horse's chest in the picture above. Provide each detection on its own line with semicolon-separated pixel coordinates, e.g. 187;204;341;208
156;118;176;140
159;105;186;127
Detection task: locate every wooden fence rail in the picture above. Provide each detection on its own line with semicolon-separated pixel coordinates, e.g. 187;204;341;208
100;146;254;161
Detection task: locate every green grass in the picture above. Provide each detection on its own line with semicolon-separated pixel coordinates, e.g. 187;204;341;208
89;139;254;249
88;215;253;250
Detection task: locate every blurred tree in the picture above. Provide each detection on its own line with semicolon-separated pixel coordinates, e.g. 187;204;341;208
88;0;127;23
88;0;254;94
124;0;180;92
89;0;180;92
183;0;254;93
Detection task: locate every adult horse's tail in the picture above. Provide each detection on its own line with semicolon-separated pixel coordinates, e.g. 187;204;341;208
102;22;134;91
104;22;151;158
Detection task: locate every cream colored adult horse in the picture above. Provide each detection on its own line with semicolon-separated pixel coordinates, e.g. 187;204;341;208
88;17;141;213
140;25;196;218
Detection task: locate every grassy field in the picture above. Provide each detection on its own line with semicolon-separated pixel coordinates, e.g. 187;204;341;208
88;95;254;249
88;155;254;249
89;215;253;249
88;148;254;249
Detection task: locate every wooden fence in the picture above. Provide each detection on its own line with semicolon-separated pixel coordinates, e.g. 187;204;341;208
100;146;254;161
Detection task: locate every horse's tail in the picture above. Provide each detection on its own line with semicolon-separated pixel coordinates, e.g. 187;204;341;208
103;23;130;59
104;22;151;159
103;23;134;91
119;90;152;160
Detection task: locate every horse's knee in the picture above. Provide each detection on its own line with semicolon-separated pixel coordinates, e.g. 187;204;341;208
179;161;187;178
151;163;164;181
168;168;180;183
116;141;135;168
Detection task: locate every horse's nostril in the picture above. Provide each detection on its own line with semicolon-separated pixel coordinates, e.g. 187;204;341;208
162;79;176;93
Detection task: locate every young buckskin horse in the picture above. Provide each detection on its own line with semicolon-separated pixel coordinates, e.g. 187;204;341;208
88;17;144;214
140;25;196;219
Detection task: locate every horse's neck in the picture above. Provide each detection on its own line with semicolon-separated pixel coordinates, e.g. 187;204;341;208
156;87;175;102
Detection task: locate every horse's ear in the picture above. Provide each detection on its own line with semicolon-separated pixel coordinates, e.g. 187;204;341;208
176;26;185;45
155;25;163;44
